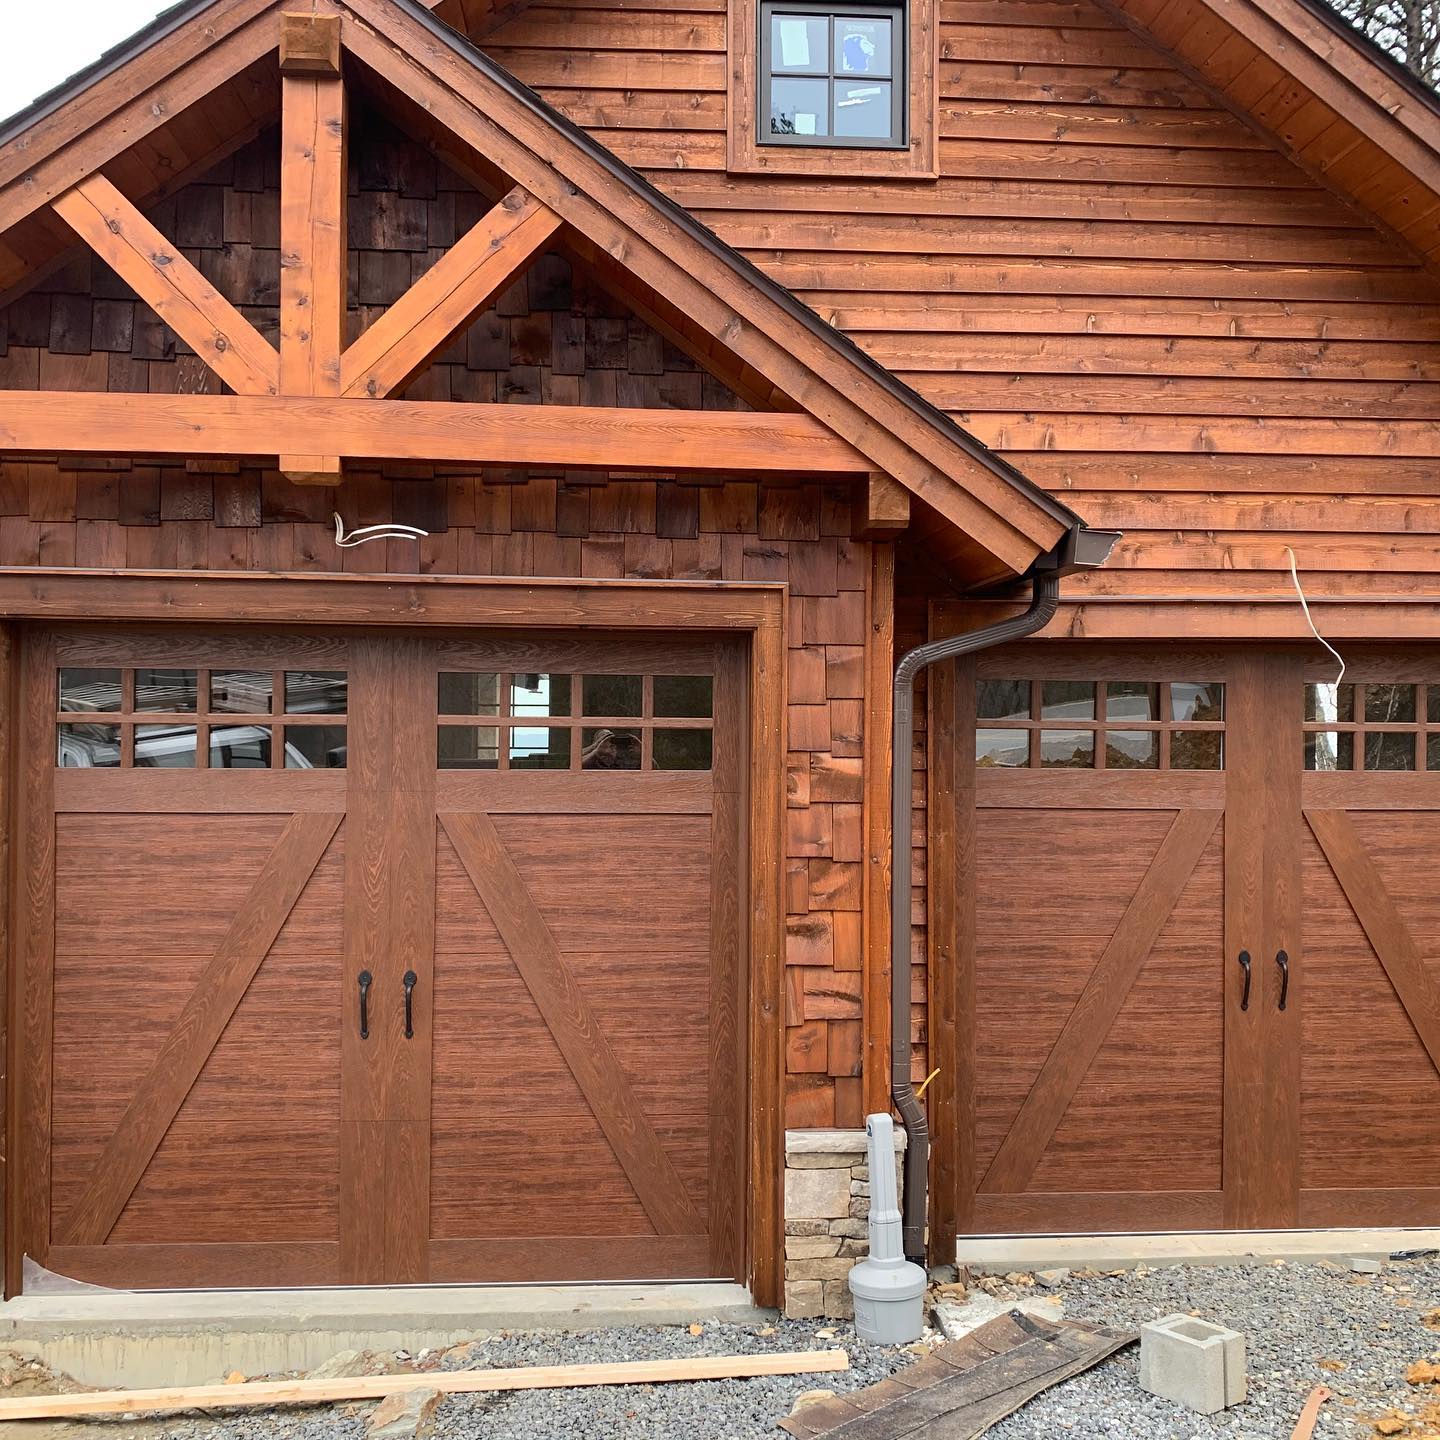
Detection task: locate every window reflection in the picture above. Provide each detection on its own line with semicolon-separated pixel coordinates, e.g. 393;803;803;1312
1041;682;1095;722
510;726;571;770
286;671;347;715
58;722;121;767
135;669;197;713
211;726;272;769
976;681;1029;723
438;672;499;717
285;726;347;769
1106;681;1158;722
1365;684;1416;724
1305;732;1353;772
134;724;197;767
512;674;572;718
211;670;272;714
582;727;641;770
1172;682;1223;722
583;675;642;718
654;729;713;770
438;725;498;770
59;668;121;713
1364;732;1416;771
1305;683;1354;723
1172;731;1223;771
1040;730;1094;768
653;675;713;719
1106;731;1158;769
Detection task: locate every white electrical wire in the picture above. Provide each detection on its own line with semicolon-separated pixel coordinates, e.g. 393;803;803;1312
1285;544;1345;685
333;513;430;548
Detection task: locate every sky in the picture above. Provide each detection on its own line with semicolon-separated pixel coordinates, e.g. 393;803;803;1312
1;0;169;124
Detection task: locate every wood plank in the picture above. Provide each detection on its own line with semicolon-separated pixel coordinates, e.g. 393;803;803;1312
341;186;562;398
0;393;870;474
51;176;279;396
280;68;346;482
862;542;894;1114
979;807;1221;1194
0;1351;852;1421
1305;808;1440;1076
54;811;342;1246
440;808;704;1234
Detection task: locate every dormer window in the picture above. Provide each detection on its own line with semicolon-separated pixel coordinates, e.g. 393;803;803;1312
760;3;907;150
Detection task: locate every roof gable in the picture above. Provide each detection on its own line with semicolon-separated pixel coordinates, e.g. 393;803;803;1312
0;0;1084;585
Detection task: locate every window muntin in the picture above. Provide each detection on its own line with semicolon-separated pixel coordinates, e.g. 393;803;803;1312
55;667;347;769
437;672;714;772
1303;681;1440;772
760;1;905;149
975;678;1226;771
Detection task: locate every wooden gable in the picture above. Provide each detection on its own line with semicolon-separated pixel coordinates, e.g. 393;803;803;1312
0;0;1086;588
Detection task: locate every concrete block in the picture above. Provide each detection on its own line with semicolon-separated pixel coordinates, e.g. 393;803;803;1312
931;1293;1063;1341
785;1165;851;1221
1139;1314;1246;1415
784;1280;825;1320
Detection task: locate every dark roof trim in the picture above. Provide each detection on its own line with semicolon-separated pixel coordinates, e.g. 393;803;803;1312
1289;0;1440;126
0;0;207;145
387;0;1079;532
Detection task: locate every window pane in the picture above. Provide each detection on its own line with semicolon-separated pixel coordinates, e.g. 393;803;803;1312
770;76;829;136
833;80;894;138
1364;683;1416;724
583;675;642;717
770;13;828;71
834;14;892;74
654;675;714;718
1040;729;1094;768
1106;681;1158;722
211;670;272;715
1173;731;1224;771
1305;682;1353;723
1106;731;1158;770
1172;682;1224;722
582;727;641;770
438;725;498;770
510;726;571;770
1364;732;1416;771
59;667;122;713
135;669;197;712
976;680;1029;722
511;673;571;718
286;671;347;715
134;723;197;767
655;728;714;770
1430;687;1440;725
1304;731;1353;772
210;725;272;769
58;722;121;767
976;728;1028;768
1428;734;1440;770
1041;681;1094;721
438;672;499;716
286;725;347;769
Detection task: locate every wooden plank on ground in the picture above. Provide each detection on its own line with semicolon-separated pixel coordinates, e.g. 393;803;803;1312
0;1351;851;1421
779;1311;1134;1440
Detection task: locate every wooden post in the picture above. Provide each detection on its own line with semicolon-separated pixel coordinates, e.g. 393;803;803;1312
862;542;896;1115
279;25;346;486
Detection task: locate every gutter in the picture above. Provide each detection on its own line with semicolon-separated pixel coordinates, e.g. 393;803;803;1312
891;522;1122;1264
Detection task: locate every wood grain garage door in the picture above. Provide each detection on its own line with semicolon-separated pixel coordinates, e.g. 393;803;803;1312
13;627;744;1291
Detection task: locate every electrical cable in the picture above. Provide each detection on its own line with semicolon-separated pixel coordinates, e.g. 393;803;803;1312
1285;544;1345;685
333;513;430;548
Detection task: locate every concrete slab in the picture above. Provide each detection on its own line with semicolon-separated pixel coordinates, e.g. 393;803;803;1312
0;1282;766;1388
955;1227;1440;1274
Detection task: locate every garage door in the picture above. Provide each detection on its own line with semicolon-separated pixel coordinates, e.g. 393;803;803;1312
15;627;745;1291
948;644;1440;1236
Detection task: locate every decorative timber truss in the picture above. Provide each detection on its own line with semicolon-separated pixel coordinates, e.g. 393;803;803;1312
0;0;1084;583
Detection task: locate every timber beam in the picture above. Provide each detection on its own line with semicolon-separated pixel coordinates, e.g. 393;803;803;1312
853;472;911;538
0;393;874;475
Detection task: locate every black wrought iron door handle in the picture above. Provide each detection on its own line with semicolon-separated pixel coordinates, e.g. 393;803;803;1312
1238;950;1252;1012
403;970;417;1040
358;970;373;1040
1276;950;1289;1012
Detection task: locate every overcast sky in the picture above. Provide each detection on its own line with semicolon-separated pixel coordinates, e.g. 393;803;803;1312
2;1;169;124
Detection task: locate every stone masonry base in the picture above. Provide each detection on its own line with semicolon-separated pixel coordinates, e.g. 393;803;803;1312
783;1127;905;1320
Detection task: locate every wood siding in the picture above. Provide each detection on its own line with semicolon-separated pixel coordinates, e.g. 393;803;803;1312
481;0;1440;620
0;115;877;1129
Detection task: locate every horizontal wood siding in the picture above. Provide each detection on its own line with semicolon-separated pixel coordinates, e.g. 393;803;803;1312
482;0;1440;616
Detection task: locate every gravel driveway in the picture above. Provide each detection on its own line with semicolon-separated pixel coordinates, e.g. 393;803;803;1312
25;1255;1440;1439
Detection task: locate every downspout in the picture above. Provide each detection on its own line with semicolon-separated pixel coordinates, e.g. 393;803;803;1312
891;524;1121;1265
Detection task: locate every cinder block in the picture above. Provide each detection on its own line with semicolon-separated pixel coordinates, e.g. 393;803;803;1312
1139;1314;1246;1415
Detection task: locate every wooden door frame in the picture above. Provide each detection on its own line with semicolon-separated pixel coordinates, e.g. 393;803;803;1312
0;571;786;1307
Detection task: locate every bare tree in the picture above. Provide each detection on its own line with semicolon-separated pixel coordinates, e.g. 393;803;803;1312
1327;0;1440;86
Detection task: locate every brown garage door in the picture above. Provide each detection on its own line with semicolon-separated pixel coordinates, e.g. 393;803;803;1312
947;644;1440;1237
14;627;744;1291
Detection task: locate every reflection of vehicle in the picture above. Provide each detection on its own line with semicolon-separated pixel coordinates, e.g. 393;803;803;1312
57;723;341;769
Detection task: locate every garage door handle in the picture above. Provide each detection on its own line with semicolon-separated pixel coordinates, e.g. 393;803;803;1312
403;970;418;1039
358;970;373;1040
1237;950;1251;1011
1275;950;1289;1012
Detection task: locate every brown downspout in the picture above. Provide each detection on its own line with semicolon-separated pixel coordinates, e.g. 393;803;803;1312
891;525;1121;1264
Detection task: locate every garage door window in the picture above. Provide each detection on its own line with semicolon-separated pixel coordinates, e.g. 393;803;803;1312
56;667;347;769
975;678;1225;771
1304;681;1440;771
438;671;714;771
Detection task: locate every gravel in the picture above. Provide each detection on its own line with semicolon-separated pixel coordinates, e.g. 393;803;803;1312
36;1256;1440;1439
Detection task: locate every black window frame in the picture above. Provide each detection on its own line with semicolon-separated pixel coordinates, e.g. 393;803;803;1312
758;0;908;151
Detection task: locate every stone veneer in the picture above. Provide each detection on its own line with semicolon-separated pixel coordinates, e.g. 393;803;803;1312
783;1127;906;1320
